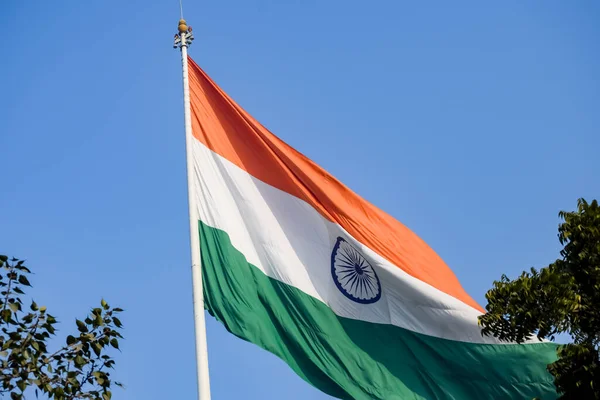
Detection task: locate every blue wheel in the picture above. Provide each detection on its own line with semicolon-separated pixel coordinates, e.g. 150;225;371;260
331;237;381;304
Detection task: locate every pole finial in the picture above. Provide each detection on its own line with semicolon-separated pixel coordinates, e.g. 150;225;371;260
173;18;194;49
178;19;188;33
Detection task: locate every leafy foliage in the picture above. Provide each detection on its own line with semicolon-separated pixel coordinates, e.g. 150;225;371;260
0;256;123;399
478;198;600;398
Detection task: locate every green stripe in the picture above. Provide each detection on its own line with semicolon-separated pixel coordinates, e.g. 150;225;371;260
200;221;558;400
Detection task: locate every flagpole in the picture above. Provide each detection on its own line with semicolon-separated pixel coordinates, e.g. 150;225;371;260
174;18;211;400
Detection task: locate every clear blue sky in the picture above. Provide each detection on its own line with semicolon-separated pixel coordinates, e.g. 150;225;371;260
1;1;598;399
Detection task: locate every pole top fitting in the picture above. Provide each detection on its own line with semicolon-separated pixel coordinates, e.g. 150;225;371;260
173;19;194;49
178;19;188;33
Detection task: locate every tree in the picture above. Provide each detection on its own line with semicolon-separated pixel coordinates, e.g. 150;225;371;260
0;255;123;400
478;198;600;399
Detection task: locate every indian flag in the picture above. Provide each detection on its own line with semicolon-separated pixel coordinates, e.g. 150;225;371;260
186;57;558;399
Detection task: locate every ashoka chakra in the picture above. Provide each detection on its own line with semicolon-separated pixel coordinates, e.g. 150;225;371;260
331;237;381;304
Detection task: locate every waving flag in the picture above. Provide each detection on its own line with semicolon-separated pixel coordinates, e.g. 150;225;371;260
186;56;557;399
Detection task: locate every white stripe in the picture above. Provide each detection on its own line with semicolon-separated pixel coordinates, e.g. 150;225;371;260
192;140;509;344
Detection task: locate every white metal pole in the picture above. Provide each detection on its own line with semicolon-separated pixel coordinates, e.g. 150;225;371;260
175;19;211;400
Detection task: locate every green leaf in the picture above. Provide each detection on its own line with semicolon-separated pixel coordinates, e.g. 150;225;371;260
17;379;27;391
30;301;38;311
110;338;119;350
1;309;11;322
74;355;85;368
17;275;31;287
112;317;122;328
76;319;88;333
101;299;108;309
66;335;77;345
15;265;31;273
92;342;102;356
